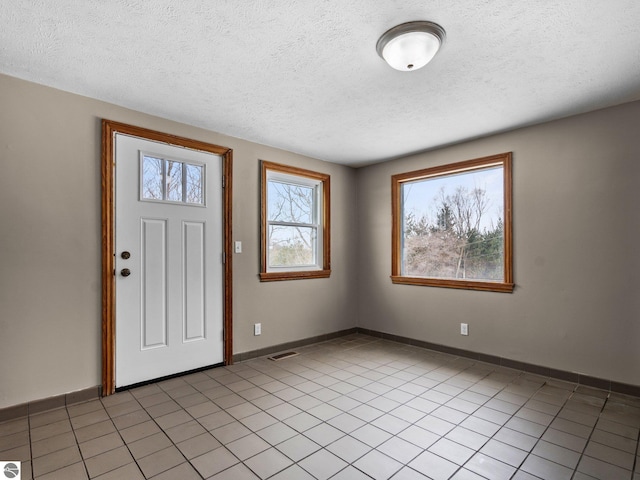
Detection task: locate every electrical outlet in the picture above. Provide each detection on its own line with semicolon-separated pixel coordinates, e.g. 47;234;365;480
460;323;469;335
254;323;261;336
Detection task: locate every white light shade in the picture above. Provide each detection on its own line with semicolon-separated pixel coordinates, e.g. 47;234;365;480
377;21;445;72
382;31;441;71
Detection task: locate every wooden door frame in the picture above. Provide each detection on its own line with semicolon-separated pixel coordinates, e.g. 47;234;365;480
101;119;233;396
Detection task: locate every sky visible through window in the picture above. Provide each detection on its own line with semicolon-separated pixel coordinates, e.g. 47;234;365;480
403;166;503;232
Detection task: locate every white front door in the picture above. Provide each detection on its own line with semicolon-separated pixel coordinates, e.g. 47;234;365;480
115;133;224;388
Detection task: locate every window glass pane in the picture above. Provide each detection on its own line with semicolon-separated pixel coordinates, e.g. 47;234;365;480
142;156;163;200
268;181;314;224
402;166;504;281
268;225;315;267
186;164;203;204
166;160;183;202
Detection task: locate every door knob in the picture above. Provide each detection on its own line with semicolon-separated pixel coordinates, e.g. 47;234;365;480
121;268;131;277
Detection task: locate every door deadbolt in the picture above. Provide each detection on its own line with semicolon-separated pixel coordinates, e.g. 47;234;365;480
120;268;131;277
121;251;131;259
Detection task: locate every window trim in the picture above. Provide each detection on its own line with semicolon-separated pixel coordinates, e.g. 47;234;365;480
391;152;514;293
260;160;331;281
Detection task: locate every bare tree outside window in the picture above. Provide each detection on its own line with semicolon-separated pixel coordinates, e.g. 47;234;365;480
392;153;513;293
141;154;204;205
267;181;315;267
142;156;163;199
260;161;331;281
403;168;503;280
186;164;203;204
166;160;183;202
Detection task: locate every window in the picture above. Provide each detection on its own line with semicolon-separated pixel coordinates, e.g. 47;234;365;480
392;152;513;292
260;161;330;281
141;152;204;205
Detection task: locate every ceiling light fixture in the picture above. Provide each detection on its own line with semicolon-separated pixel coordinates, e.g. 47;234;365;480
376;21;446;72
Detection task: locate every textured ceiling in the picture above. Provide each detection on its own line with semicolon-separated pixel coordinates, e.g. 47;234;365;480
2;1;640;166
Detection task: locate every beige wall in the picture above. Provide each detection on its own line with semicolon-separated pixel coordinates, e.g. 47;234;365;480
2;72;639;409
0;74;358;408
356;100;640;387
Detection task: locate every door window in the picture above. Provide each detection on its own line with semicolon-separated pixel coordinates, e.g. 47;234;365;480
141;153;205;205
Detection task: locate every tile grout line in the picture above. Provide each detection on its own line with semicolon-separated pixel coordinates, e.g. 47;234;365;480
144;376;221;479
113;356;637;480
568;390;609;480
67;404;93;480
292;338;428;479
235;338;423;478
27;405;32;479
336;339;626;480
430;370;547;480
516;380;578;480
13;334;640;480
174;365;302;479
98;394;147;480
632;420;640;479
102;389;194;480
281;339;504;479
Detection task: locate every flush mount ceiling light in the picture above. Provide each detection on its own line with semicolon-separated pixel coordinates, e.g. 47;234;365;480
376;21;446;71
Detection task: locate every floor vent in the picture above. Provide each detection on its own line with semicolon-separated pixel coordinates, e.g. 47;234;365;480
269;351;299;361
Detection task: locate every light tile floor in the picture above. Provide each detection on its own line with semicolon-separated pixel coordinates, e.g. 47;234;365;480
1;334;639;479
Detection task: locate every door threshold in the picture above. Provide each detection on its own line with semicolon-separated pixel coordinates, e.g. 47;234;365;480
115;362;225;393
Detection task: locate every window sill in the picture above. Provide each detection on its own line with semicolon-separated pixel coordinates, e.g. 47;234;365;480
260;270;331;282
391;275;514;293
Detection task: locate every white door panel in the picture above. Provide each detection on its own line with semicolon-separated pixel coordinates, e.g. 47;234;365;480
115;133;223;388
183;221;206;342
141;217;167;349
